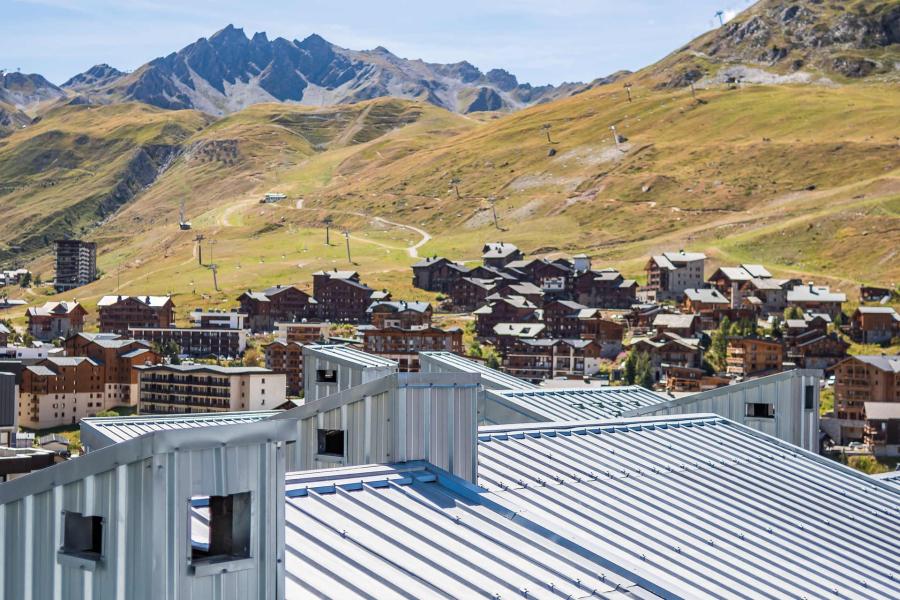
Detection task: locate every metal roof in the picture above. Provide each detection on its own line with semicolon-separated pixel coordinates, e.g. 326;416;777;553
786;285;847;303
487;386;668;421
476;414;900;600
418;351;538;391
80;410;280;447
873;471;900;490
279;463;657;599
864;402;900;420
305;343;398;368
684;288;729;304
97;295;172;307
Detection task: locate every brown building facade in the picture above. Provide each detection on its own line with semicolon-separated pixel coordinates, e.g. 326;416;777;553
238;285;318;332
97;295;175;336
726;337;783;378
26;301;87;342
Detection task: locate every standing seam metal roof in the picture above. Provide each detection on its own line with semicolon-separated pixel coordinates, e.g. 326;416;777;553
80;411;280;445
418;351;538;390
489;387;668;421
279;464;657;599
476;415;900;600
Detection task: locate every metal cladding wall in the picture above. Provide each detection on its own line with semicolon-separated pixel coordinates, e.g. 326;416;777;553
0;421;294;600
0;372;15;429
278;372;480;483
632;369;821;451
302;345;397;403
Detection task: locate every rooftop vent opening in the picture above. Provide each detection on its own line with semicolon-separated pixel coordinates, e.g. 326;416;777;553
316;369;337;383
58;511;103;566
317;429;345;457
191;492;251;566
745;402;775;419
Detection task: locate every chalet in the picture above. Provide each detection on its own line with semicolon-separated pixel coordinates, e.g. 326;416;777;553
739;278;791;315
707;264;771;300
864;402;900;457
450;277;497;311
491;323;546;353
726;337;783;378
63;333;159;407
492;282;544;307
682;288;730;327
26;301;87;342
504;259;573;297
474;296;539;339
627;332;703;382
833;355;900;441
367;300;432;330
362;325;462;372
860;285;893;303
501;338;603;383
786;283;846;318
482;242;523;268
576;309;625;358
662;365;730;393
651;313;700;338
465;264;519;283
411;257;469;293
849;307;899;344
275;321;330;344
542;300;587;338
573;268;637;308
97;295;175;336
625;303;663;333
238;285;318;332
644;251;706;301
312;270;384;323
785;330;849;370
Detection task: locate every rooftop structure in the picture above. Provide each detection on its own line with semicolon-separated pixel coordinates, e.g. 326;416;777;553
418;351;539;391
80;410;280;451
482;385;668;424
302;344;398;403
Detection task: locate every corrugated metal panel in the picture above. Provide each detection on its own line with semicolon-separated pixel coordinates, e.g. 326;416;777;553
419;351;538;390
477;414;900;600
80;411;280;450
873;471;900;491
0;421;294;600
632;370;820;451
303;346;397;403
484;386;668;424
281;464;658;599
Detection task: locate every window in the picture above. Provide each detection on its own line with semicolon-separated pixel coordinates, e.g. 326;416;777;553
804;385;815;410
191;492;252;570
58;511;103;568
316;369;337;383
317;429;345;457
745;402;775;418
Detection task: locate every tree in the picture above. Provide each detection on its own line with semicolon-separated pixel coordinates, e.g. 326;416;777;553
482;346;501;370
19;272;32;288
784;305;802;320
623;350;637;385
768;317;783;339
635;351;654;389
832;311;844;331
708;317;731;372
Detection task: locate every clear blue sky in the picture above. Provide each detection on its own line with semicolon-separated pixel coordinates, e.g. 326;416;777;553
3;0;754;86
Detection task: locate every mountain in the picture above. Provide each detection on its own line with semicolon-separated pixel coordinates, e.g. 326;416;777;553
62;64;126;92
0;101;31;136
649;0;900;86
68;25;583;116
0;72;66;111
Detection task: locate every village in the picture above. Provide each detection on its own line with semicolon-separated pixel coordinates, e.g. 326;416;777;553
0;236;897;479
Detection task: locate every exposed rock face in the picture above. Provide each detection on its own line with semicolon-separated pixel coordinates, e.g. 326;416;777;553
466;87;505;113
68;25;584;115
669;0;900;82
0;72;66;110
62;64;125;91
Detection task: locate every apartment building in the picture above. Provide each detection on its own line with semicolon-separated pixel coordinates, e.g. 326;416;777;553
189;309;247;330
726;337;784;378
363;326;463;371
238;285;318;332
19;357;106;428
54;239;97;292
366;301;432;330
450;277;497;311
644;251;706;301
136;364;285;414
411;257;469;292
833;355;900;441
501;338;603;382
63;333;159;407
97;295;175;335
312;270;384;323
572;268;637;308
129;326;246;358
275;321;330;344
26;301;87;342
263;339;304;397
786;283;846;318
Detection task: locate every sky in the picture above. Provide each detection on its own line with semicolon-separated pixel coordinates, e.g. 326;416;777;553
2;0;754;86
